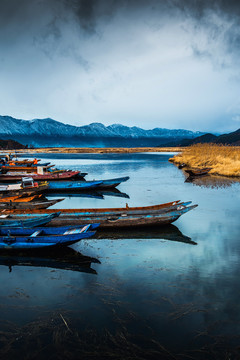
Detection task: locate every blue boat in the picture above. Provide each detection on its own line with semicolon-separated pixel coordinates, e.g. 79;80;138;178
0;212;61;227
87;176;130;189
0;227;96;249
46;180;103;191
46;176;130;192
0;223;100;236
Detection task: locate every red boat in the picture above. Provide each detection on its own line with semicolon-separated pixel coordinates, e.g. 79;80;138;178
0;170;80;182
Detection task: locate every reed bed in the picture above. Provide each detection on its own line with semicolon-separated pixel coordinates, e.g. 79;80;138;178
169;144;240;177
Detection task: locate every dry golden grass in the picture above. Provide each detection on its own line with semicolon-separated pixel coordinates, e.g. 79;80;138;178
10;147;183;154
169;144;240;177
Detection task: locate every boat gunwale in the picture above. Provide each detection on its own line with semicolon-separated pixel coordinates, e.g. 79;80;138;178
3;200;182;215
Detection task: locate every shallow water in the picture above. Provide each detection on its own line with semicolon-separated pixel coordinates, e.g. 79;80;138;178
0;152;240;359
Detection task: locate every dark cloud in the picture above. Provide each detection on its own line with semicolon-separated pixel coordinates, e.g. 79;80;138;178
0;0;240;131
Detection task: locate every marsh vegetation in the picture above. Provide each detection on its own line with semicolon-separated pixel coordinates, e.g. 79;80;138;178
169;144;240;177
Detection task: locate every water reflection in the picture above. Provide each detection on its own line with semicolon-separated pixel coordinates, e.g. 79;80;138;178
184;173;240;188
0;152;239;359
95;224;197;245
47;188;130;201
0;247;100;274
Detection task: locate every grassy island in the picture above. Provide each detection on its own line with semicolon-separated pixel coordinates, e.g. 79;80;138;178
169;144;240;177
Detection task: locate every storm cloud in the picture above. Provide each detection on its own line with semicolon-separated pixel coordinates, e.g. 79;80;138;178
0;0;240;132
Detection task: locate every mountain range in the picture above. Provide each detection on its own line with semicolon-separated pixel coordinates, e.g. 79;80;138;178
0;115;239;148
0;116;204;147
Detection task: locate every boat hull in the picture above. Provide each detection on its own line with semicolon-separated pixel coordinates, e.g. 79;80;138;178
46;180;103;191
185;168;212;176
45;206;197;228
0;184;49;196
0;171;80;182
0;231;96;249
5;203;197;228
0;223;100;236
89;176;130;189
0;198;63;210
0;212;61;227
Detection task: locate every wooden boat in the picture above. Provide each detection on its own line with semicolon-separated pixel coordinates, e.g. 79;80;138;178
5;201;198;228
0;170;80;182
0;248;100;274
3;161;50;167
35;205;197;228
0;165;53;172
46;180;103;191
0;194;43;202
45;177;129;192
0;227;96;249
86;176;130;189
184;167;212;177
0;198;63;210
5;200;182;216
0;223;100;236
0;212;61;227
0;177;49;196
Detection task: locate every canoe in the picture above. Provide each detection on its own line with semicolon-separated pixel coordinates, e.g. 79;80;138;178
5;200;182;216
0;194;42;202
0;247;100;274
0;212;61;227
0;228;96;249
0;223;100;236
32;205;198;228
87;176;130;189
46;180;103;191
184;167;212;176
0;177;49;196
5;201;198;228
0;184;49;197
0;170;80;182
0;198;64;210
44;177;129;192
1;165;53;172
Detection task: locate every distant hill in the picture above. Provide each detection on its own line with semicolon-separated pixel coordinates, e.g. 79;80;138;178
0;116;205;147
167;129;240;146
0;139;25;150
215;128;240;145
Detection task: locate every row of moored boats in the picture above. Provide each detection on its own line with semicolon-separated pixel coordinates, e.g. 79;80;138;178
0;154;198;250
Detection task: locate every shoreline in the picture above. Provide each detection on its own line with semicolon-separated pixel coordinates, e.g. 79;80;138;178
6;147;183;154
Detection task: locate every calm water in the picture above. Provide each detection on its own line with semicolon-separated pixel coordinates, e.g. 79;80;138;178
1;152;240;360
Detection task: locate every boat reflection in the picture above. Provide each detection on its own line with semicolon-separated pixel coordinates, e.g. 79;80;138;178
96;188;130;199
185;174;240;188
0;247;101;274
47;188;130;200
94;224;197;245
47;191;104;200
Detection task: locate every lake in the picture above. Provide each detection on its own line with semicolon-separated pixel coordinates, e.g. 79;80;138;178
0;152;240;360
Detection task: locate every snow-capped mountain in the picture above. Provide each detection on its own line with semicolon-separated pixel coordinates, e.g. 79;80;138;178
0;116;205;146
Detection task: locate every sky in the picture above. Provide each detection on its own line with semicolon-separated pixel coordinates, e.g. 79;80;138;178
0;0;240;133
